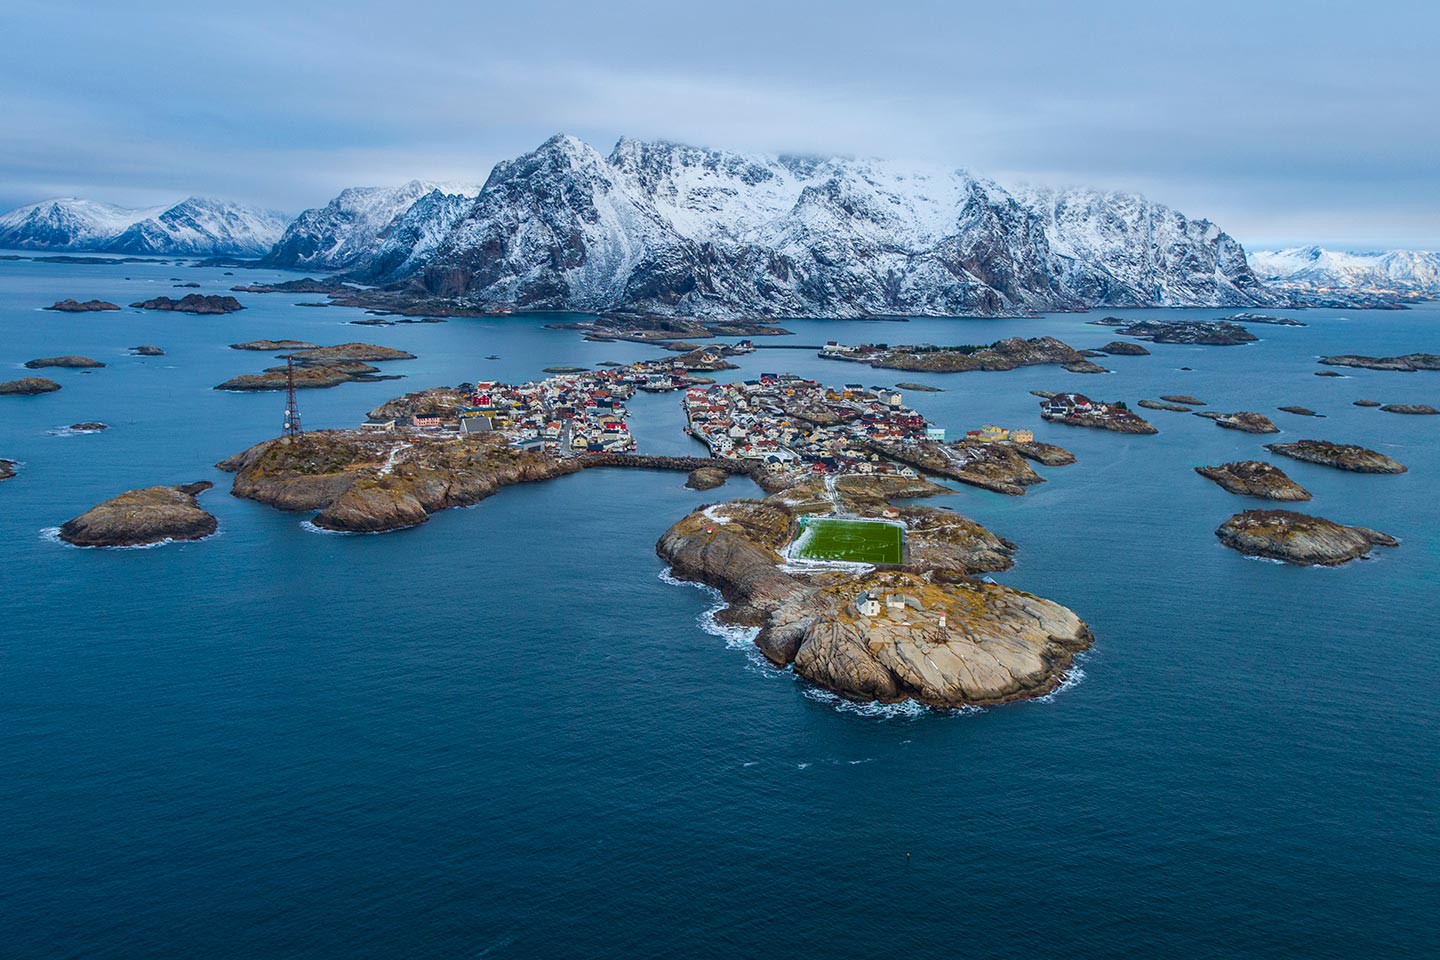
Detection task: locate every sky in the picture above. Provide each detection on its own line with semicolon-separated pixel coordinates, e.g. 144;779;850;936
2;0;1436;250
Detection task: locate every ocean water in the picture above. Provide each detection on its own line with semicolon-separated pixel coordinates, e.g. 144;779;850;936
1;254;1436;959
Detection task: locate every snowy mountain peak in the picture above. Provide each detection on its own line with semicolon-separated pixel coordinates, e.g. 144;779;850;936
0;196;285;255
1250;246;1440;295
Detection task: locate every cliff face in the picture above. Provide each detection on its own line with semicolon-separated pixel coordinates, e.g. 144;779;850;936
254;134;1281;318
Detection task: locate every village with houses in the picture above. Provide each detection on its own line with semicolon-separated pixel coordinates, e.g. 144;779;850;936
354;340;1072;500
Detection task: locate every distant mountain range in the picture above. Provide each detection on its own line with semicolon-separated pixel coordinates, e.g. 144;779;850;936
5;138;1434;316
1249;246;1440;298
263;135;1281;317
0;197;287;256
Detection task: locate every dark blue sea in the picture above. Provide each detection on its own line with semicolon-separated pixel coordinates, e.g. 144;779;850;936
2;254;1436;959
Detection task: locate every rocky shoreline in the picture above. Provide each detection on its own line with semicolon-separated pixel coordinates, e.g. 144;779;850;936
656;481;1093;708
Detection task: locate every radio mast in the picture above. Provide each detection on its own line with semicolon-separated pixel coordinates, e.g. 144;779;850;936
283;356;303;436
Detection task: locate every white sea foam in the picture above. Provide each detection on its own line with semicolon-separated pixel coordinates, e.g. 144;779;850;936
300;519;348;536
40;525;219;550
46;425;106;437
800;685;979;720
657;566;761;653
1032;657;1087;702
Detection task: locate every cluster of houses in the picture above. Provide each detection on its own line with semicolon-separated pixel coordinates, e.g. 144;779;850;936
1039;392;1126;423
963;424;1035;444
682;373;937;479
371;362;707;453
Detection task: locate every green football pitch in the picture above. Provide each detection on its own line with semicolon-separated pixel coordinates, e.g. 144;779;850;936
792;518;904;564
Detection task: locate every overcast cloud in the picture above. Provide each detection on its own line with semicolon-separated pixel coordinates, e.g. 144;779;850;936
2;0;1436;249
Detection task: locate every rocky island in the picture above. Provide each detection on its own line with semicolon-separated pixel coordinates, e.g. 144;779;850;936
58;481;217;547
1380;404;1438;415
216;360;400;392
1039;393;1157;434
129;345;165;356
230;339;320;351
217;342;412;391
1138;399;1193;412
1220;313;1305;326
1196;411;1280;434
1215;509;1397;566
1087;318;1259;345
1266;439;1407;474
867;437;1047;495
1160;394;1205;405
286;343;417;363
1319;354;1440;373
0;377;62;395
219;431;585;532
130;294;244;314
1099;341;1150;356
45;299;120;312
685;466;730;490
1;459;15;481
1195;461;1311;501
656;481;1093;708
24;356;106;369
820;336;1109;374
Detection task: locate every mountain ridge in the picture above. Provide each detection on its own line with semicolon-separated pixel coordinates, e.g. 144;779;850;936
0;196;287;256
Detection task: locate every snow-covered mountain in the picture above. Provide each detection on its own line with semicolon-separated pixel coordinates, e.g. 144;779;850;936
380;134;1278;317
262;181;480;271
0;197;286;256
1249;246;1440;296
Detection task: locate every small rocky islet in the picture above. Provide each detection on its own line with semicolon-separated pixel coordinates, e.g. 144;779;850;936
24;356;106;369
1195;461;1311;501
821;336;1109;374
1266;439;1407;474
685;466;730;490
1379;403;1438;415
1038;393;1158;434
58;481;217;548
1319;353;1440;372
0;376;62;395
129;345;165;356
130;294;244;314
1138;399;1192;412
230;339;319;351
44;298;119;312
215;343;415;391
1195;410;1280;434
1098;341;1150;356
1215;509;1397;566
1087;318;1258;346
0;459;16;481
